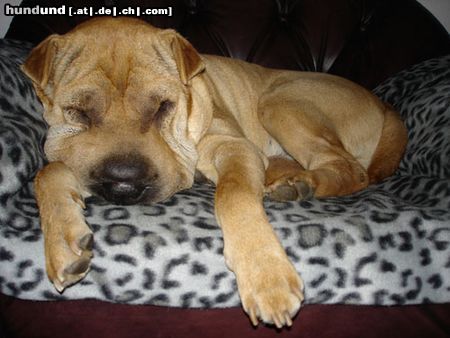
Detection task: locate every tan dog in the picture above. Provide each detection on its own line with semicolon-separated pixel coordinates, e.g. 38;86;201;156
22;17;407;328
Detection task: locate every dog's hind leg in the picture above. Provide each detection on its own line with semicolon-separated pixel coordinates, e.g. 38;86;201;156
260;101;370;199
367;105;407;184
34;162;93;292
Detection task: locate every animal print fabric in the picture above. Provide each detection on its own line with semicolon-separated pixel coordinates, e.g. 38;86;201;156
0;38;449;307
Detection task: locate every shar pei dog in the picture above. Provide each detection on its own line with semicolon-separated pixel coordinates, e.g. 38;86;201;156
22;17;407;328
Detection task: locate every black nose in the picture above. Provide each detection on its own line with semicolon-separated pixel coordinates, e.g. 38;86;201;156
91;154;157;205
102;156;148;182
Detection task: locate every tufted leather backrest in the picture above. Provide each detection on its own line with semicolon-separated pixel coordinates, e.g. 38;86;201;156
6;0;450;88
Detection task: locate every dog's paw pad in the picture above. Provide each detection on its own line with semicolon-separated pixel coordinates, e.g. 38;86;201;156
293;181;314;200
267;180;314;201
268;184;298;201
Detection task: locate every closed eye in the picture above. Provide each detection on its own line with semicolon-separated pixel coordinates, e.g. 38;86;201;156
141;99;175;132
155;100;174;122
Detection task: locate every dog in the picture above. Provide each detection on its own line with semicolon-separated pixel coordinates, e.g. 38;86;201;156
22;17;407;328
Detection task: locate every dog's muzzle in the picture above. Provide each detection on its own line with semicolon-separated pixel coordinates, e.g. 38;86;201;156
90;154;159;205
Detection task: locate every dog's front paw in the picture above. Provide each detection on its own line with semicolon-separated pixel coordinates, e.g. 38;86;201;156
235;254;304;328
43;215;93;293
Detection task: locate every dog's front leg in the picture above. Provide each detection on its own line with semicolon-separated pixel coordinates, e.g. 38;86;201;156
200;137;304;328
34;162;93;292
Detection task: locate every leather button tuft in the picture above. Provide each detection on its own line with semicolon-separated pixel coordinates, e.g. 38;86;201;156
186;0;198;15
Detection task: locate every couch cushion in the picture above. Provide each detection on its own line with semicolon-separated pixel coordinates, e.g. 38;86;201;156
374;56;450;178
0;40;449;308
0;39;46;204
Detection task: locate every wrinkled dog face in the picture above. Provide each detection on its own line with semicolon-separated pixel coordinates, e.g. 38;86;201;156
22;18;207;205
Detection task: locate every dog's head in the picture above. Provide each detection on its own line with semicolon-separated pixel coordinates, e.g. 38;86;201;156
22;17;211;205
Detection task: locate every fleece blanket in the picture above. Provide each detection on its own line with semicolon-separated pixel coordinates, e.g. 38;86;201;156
0;39;449;307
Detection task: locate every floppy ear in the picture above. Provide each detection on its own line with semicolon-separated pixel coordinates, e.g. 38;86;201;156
158;30;205;84
21;34;63;91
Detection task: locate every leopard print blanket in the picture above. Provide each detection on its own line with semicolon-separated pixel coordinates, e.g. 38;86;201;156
0;39;449;307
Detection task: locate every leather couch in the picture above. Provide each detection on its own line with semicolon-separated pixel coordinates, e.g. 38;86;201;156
7;0;450;89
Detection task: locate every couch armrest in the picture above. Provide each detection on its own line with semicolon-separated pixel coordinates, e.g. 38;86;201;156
374;55;450;179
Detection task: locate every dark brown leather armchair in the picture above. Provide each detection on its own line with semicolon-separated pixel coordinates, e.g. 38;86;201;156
2;1;450;337
7;0;450;89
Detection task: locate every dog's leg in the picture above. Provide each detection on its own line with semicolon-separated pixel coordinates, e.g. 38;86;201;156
34;162;93;292
260;104;369;199
199;137;304;328
367;105;407;184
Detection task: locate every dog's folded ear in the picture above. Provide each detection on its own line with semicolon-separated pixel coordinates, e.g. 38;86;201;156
157;30;205;85
21;34;63;92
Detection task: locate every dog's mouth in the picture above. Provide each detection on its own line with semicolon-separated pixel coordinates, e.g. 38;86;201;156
89;181;160;205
